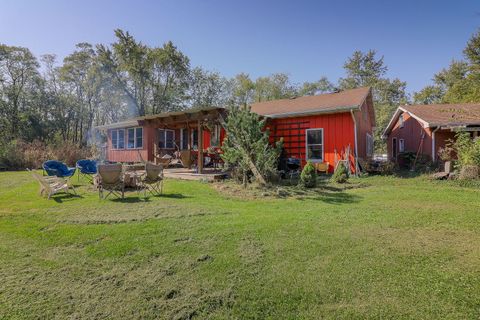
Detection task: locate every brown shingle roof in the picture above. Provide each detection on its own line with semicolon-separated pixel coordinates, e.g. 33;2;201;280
250;87;371;117
402;103;480;127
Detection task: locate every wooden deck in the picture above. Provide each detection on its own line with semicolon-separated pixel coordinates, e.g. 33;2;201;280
163;168;228;182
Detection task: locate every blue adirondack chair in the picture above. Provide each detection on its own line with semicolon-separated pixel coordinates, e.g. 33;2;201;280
76;159;97;182
43;160;76;178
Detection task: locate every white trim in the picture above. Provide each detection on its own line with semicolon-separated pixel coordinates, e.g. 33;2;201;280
350;110;359;174
126;127;144;149
305;128;324;162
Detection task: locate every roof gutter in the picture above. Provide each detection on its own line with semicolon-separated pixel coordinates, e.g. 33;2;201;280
350;109;359;176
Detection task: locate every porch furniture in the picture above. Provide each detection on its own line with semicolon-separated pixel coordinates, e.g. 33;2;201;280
76;159;97;182
314;162;330;174
97;164;124;200
43;160;76;178
139;162;164;197
30;170;76;199
180;150;193;169
155;154;173;167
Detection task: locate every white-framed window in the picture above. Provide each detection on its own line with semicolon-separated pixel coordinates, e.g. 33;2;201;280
126;127;143;149
210;124;221;147
180;128;189;150
399;139;405;153
399;114;404;128
158;129;175;149
366;133;374;157
306;128;324;162
111;129;125;150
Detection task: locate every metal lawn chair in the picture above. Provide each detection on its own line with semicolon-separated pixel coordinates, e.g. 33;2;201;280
76;159;97;182
139;162;164;197
97;164;125;200
43;160;76;179
29;169;76;199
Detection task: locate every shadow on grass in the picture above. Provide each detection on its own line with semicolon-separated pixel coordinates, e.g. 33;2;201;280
159;193;190;199
110;196;151;203
52;193;83;203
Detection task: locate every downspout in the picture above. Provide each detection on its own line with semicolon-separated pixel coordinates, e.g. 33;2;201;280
350;110;359;176
431;126;440;162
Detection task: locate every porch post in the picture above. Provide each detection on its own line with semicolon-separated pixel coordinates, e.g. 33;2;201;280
198;120;204;174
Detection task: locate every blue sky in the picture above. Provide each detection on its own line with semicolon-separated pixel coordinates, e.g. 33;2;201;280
1;0;479;93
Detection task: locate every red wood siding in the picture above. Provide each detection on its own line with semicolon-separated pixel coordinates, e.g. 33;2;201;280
386;112;456;161
106;126;155;163
268;112;356;173
353;100;375;159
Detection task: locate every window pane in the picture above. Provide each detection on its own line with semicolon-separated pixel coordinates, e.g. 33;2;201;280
166;130;174;149
307;130;322;145
181;129;188;149
118;130;125;149
158;130;165;149
192;129;198;149
136;128;143;148
307;145;323;161
127;128;135;149
112;130;118;149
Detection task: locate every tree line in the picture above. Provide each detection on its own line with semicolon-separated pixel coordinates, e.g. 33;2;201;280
1;28;479;153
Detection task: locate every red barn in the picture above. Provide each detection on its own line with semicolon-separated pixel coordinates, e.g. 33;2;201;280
382;103;480;163
251;87;375;173
97;87;375;174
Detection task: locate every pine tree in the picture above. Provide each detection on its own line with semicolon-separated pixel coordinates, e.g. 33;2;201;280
221;105;282;187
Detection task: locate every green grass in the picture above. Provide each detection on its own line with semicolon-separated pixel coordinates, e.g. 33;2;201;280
0;171;479;319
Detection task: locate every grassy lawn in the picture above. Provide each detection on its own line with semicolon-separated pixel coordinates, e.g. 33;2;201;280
0;171;479;319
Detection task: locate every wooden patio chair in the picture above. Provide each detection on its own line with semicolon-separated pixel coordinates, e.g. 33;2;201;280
139;162;164;197
97;164;125;200
29;170;76;199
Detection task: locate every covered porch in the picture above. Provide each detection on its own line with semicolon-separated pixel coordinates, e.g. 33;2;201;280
138;107;227;174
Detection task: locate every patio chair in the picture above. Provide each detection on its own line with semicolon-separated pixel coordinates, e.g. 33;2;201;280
139;162;164;197
29;170;76;199
314;162;330;174
97;164;124;200
180;150;193;169
76;159;97;182
43;160;76;178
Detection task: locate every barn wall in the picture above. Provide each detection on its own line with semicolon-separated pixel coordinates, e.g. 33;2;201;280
387;112;432;161
353;99;375;160
267;112;356;173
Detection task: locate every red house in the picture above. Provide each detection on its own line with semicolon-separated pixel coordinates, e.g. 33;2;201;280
251;87;375;173
97;87;375;174
382;103;480;163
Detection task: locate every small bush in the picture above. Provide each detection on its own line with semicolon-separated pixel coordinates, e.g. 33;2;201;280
332;162;348;183
459;165;480;180
379;161;396;175
299;162;317;188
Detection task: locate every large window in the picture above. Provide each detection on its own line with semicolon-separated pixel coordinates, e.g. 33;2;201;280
158;129;175;149
111;129;125;149
366;133;374;157
306;128;324;162
191;129;199;150
127;127;143;149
